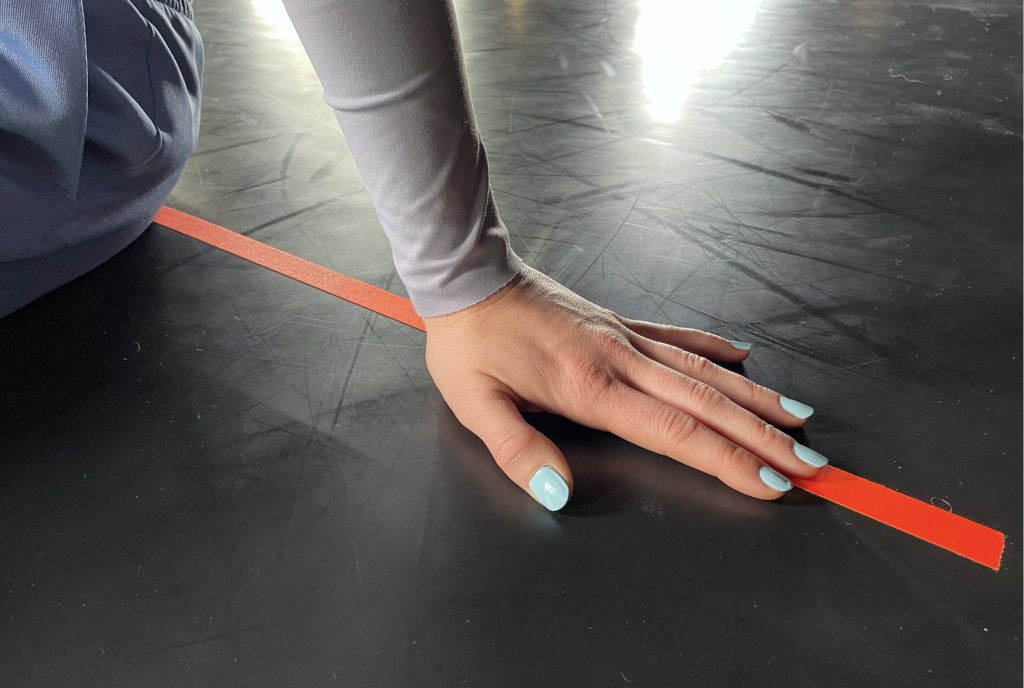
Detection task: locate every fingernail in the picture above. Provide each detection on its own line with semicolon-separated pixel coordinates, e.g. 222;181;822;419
529;466;570;511
759;466;793;492
728;340;752;351
780;396;814;419
792;443;829;468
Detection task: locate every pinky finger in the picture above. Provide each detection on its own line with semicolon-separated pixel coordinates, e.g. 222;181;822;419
618;317;751;363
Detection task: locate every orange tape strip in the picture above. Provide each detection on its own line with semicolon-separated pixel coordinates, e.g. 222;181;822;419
155;205;1004;570
154;206;424;331
792;468;1003;569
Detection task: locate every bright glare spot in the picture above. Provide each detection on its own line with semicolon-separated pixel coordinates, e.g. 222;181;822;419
251;0;300;42
634;0;763;123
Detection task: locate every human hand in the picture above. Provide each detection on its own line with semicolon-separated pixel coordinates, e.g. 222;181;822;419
423;266;827;511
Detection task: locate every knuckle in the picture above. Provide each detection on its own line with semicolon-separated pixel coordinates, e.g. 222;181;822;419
591;326;632;358
657;409;701;447
749;381;777;405
687;379;725;414
755;419;784;447
490;431;534;472
717;444;751;478
681;351;713;378
564;357;616;397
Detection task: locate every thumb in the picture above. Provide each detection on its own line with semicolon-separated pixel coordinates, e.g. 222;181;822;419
452;386;573;511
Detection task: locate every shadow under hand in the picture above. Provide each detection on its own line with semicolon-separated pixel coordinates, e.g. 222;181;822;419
435;405;798;526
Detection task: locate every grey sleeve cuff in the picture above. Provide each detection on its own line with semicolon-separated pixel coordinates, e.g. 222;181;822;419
282;0;520;317
390;175;525;316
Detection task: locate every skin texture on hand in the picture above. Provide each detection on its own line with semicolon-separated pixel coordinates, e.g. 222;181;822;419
423;266;825;510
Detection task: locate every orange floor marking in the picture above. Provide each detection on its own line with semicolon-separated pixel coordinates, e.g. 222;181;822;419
155;205;1004;570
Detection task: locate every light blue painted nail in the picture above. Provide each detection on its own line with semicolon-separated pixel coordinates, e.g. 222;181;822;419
792;443;829;468
780;396;814;419
759;466;793;492
728;340;752;350
529;466;570;511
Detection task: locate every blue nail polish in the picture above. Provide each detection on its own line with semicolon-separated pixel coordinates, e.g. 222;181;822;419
780;396;814;419
759;466;793;492
792;443;829;468
728;340;752;350
529;467;570;511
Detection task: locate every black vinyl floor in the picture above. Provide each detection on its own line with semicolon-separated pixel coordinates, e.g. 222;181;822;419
1;0;1021;686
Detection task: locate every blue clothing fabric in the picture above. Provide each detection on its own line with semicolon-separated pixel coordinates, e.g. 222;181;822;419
0;0;202;317
3;0;522;319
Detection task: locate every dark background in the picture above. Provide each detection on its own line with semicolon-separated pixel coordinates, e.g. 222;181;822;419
1;0;1020;685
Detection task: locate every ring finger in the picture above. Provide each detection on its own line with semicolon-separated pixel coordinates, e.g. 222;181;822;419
623;354;828;477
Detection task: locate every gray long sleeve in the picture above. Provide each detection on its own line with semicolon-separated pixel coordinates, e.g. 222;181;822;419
281;0;523;317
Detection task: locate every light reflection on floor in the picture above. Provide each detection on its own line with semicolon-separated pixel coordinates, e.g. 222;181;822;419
635;0;764;122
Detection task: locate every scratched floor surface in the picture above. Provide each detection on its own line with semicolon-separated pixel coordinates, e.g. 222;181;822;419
1;0;1021;686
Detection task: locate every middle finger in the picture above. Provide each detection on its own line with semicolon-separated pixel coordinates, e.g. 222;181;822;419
623;354;829;478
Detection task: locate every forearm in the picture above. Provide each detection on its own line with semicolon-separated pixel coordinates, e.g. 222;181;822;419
281;0;522;316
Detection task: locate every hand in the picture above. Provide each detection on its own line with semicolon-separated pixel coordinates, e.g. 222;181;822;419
423;266;827;510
